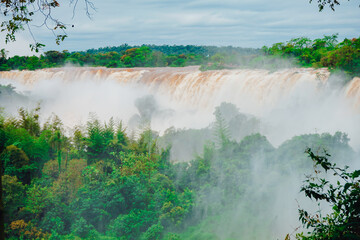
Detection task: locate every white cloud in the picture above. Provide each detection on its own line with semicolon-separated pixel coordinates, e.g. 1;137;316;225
2;0;359;52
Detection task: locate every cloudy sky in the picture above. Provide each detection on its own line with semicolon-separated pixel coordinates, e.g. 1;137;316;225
1;0;360;54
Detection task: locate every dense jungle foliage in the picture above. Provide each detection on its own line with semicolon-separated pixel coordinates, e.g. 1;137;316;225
0;35;359;78
0;100;358;239
262;34;360;78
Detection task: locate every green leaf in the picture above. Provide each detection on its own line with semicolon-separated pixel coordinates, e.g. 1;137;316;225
343;183;351;192
352;170;360;179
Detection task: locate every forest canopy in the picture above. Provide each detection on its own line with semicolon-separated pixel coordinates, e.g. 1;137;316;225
1;35;359;78
0;104;357;239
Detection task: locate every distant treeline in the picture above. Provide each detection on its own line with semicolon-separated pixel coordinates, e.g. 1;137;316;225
0;35;359;77
83;44;257;56
0;45;260;71
263;34;360;77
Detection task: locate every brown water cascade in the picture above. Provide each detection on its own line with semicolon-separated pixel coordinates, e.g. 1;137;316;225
1;66;360;239
0;66;359;148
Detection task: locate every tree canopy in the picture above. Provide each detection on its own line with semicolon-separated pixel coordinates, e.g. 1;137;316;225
0;103;357;239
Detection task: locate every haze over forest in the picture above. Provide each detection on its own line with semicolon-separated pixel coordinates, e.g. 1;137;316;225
0;0;360;240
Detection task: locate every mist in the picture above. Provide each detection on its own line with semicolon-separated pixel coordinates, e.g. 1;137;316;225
1;66;359;239
1;66;358;148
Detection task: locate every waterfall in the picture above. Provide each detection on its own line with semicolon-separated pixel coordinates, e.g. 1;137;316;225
1;66;359;149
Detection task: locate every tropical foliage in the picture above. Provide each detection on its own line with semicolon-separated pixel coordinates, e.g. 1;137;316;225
0;103;357;239
263;35;360;78
296;148;360;239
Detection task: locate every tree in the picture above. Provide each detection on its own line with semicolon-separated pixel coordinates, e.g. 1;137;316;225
297;148;360;239
0;49;9;71
213;108;230;148
1;145;32;183
0;49;7;59
0;0;95;51
1;175;25;224
121;46;153;67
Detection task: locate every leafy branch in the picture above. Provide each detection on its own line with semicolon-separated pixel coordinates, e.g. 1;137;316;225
0;0;95;51
309;0;359;11
297;148;360;239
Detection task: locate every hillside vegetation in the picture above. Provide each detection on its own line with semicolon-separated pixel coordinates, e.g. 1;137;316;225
1;103;358;239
